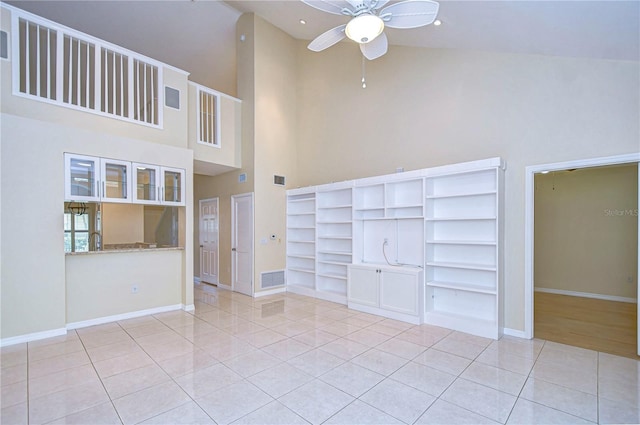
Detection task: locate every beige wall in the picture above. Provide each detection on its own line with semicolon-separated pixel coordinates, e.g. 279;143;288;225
294;43;639;332
193;13;257;287
193;14;298;293
0;113;194;339
188;84;243;174
66;250;183;323
534;164;638;299
102;204;145;245
252;16;298;291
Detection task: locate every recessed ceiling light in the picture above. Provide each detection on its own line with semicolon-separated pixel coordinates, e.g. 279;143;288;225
299;19;306;25
433;19;442;26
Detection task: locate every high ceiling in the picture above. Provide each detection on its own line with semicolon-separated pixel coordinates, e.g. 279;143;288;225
6;0;640;94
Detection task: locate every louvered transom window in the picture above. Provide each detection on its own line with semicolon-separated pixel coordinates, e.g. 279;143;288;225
198;88;219;146
13;12;162;127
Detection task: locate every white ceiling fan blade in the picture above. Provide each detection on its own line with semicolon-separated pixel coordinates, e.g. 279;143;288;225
301;0;353;15
371;0;391;10
308;25;347;52
360;32;388;60
381;0;439;29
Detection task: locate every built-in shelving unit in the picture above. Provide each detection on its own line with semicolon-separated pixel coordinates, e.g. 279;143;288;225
315;182;353;301
286;157;505;339
353;175;424;268
286;188;316;294
424;166;504;339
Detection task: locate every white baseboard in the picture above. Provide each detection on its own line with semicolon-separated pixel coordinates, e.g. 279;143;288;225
217;282;232;291
183;304;195;312
254;287;286;297
503;328;528;339
535;287;637;304
1;327;68;347
66;304;183;330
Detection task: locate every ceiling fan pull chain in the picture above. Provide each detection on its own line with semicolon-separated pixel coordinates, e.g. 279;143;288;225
361;55;367;89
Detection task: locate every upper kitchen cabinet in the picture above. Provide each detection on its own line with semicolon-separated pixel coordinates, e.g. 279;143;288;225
65;154;131;203
66;154;185;206
132;163;185;206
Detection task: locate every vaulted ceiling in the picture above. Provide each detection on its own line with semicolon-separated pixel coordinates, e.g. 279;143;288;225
7;0;640;95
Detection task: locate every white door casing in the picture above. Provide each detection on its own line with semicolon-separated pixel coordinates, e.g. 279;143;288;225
199;198;219;284
232;193;254;296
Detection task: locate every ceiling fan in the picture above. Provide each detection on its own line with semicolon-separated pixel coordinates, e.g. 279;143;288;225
302;0;440;60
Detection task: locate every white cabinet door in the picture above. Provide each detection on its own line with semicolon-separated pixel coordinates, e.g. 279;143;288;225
132;163;161;204
64;153;101;202
380;269;421;316
161;167;186;206
100;158;132;203
348;265;379;307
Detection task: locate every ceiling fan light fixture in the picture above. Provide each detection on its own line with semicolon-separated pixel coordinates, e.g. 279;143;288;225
345;14;384;44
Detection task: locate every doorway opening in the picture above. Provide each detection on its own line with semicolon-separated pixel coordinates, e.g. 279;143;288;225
533;165;638;358
525;153;640;358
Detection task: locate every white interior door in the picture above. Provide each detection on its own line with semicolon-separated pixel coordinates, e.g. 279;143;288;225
199;198;219;285
232;193;253;296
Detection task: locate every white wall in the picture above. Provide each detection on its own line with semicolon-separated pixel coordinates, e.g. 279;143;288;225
294;43;640;332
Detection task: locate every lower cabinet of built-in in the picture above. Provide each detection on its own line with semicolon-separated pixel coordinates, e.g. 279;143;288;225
347;264;424;324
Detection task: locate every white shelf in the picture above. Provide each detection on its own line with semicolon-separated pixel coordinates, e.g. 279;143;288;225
426;240;496;246
318;250;351;256
317;235;352;240
425;216;496;222
317;221;352;225
287;254;315;260
426;261;496;271
288;240;315;244
318;204;352;209
319;260;351;266
426;190;497;199
318;273;347;280
426;280;497;295
288;267;315;274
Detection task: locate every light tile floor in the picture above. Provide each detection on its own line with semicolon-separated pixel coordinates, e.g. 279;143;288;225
1;284;639;424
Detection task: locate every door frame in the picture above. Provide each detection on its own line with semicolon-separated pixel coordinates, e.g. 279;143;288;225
231;192;254;296
524;152;640;342
199;197;219;284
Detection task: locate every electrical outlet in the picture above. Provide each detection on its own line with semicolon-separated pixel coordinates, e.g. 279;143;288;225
131;285;139;294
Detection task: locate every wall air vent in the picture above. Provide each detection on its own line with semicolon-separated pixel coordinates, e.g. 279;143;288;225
261;270;285;289
274;175;286;186
0;31;8;59
165;86;180;109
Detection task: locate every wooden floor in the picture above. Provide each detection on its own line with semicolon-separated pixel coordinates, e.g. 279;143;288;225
534;292;639;359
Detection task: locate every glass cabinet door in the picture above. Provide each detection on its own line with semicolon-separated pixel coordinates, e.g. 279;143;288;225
132;163;160;204
162;167;185;206
101;159;131;203
64;153;101;202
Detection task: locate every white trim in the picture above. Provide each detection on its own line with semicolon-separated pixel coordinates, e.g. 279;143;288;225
231;192;254;296
183;304;195;312
502;328;528;339
1;327;67;347
217;282;232;291
524;152;640;340
254;287;286;297
188;81;242;103
535;287;637;304
66;304;182;330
